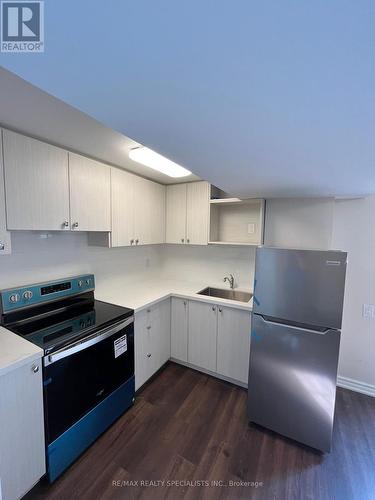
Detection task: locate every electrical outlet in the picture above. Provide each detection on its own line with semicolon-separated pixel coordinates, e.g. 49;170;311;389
247;223;255;235
362;304;375;319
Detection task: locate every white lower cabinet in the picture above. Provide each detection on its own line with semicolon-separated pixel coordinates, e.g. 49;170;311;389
171;297;189;362
0;358;46;500
188;301;218;372
217;306;251;384
171;298;251;385
135;299;171;390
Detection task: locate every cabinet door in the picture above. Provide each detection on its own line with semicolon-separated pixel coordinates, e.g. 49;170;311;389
69;153;111;231
217;307;251;384
111;168;135;247
166;184;187;244
0;359;45;500
188;301;217;372
3;129;70;231
135;300;171;390
150;299;171;369
133;176;153;245
134;309;152;390
171;297;189;362
0;133;11;254
148;181;166;244
186;181;210;245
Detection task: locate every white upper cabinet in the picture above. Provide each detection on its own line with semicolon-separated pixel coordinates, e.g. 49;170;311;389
111;168;135;247
0;132;11;254
166;183;187;244
134;175;165;245
111;167;165;247
3;129;70;231
69;153;111;232
186;181;210;245
147;180;166;244
166;181;209;245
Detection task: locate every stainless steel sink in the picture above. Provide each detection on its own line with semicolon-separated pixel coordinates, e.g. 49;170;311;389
197;287;253;303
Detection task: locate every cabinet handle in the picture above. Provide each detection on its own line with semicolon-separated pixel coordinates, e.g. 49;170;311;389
181;238;185;243
146;325;151;330
183;301;187;306
72;222;79;229
212;306;216;311
32;364;39;373
187;238;190;244
135;239;139;245
63;221;69;228
0;243;4;251
147;309;151;313
130;239;134;245
219;307;223;313
147;353;152;358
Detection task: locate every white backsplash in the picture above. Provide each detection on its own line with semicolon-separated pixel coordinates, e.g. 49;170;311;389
0;233;255;291
160;244;256;289
0;232;163;290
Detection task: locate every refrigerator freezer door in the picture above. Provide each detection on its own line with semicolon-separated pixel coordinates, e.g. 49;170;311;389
253;247;347;329
248;313;340;452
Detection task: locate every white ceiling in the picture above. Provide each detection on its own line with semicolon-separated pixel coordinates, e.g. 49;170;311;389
0;68;200;185
0;1;374;198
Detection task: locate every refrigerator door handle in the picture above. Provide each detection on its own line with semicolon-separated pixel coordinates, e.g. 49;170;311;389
257;315;331;335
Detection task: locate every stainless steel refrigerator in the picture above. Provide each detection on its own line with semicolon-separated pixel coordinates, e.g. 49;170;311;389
248;247;347;452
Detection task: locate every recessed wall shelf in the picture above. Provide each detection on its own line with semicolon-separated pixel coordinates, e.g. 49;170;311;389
209;187;265;246
208;241;260;246
209;198;242;204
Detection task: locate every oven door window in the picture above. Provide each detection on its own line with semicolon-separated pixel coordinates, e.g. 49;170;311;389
44;322;134;444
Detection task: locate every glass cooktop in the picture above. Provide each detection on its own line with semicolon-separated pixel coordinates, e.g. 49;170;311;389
5;298;133;354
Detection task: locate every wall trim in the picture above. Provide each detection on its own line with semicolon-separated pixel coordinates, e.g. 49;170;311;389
337;375;375;398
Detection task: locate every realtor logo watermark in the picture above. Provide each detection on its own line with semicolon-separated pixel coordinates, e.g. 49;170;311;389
1;1;44;52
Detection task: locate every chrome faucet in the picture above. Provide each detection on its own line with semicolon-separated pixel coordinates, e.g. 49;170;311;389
223;274;235;289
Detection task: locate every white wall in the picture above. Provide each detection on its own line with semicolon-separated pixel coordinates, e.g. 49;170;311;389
332;196;375;388
0;232;163;293
264;198;334;250
161;244;255;289
265;195;375;391
0;233;254;294
1;198;374;391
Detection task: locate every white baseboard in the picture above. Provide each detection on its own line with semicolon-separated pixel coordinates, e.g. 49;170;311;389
337;376;375;398
171;359;375;398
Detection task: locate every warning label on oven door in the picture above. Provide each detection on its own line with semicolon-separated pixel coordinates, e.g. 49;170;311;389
114;334;127;358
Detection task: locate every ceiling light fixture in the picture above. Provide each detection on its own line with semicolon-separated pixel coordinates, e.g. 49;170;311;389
129;147;191;178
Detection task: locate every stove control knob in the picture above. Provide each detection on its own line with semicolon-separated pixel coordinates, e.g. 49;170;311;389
22;290;33;300
9;293;20;303
78;280;83;287
86;278;91;286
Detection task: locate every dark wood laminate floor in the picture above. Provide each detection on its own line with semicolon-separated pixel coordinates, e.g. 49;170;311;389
26;362;375;500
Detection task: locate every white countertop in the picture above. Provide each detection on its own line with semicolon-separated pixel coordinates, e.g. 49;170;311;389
0;326;43;376
0;278;252;376
95;278;253;313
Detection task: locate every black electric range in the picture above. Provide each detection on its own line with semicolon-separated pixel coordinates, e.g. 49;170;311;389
2;291;133;355
0;274;135;483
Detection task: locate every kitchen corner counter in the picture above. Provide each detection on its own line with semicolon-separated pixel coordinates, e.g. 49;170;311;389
95;279;253;313
0;326;43;376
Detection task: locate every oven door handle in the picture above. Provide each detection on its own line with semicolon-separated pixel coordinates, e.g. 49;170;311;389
44;315;134;366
